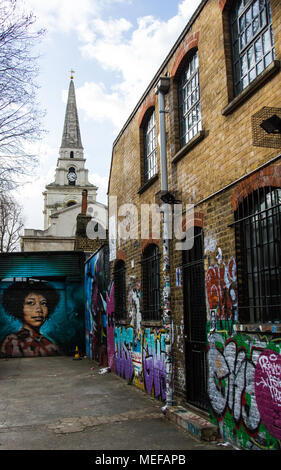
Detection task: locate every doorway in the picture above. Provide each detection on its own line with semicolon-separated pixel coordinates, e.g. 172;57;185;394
182;227;208;410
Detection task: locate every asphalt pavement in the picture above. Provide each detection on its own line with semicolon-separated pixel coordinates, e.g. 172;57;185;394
0;355;233;461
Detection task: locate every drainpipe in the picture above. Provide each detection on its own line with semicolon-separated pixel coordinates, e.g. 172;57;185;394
155;76;173;409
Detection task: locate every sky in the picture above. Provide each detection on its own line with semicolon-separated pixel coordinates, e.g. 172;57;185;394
15;0;202;230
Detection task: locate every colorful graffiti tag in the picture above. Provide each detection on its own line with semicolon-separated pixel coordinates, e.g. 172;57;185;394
114;324;166;400
207;330;281;450
143;328;166;400
85;246;109;363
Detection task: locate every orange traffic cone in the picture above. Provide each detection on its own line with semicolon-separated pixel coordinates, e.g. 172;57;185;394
73;346;82;360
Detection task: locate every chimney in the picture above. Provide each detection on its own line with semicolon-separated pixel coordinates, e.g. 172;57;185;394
82;189;88;214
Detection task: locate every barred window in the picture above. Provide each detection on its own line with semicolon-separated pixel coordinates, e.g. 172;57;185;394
178;50;202;148
114;260;126;321
230;0;275;96
234;186;281;323
142;244;161;321
144;110;157;182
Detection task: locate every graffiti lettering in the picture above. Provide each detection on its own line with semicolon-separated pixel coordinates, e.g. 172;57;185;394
255;350;281;440
143;329;166;400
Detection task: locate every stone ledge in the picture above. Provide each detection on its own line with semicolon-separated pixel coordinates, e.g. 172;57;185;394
164;406;220;442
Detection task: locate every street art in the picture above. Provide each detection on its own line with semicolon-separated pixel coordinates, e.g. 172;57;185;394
143;328;166;400
0;281;61;357
106;282;115;372
206;249;237;322
114;326;135;382
207;330;281;450
127;278;141;333
85;247;109;363
114;324;167;400
0;279;84;357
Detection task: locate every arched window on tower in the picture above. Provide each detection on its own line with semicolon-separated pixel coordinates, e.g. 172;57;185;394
70;151;74;158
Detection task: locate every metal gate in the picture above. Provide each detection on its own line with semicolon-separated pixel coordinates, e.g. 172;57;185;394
182;227;208;411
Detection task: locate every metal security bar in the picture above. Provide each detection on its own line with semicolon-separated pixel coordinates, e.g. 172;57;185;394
234;186;281;323
141;245;161;321
114;260;126;321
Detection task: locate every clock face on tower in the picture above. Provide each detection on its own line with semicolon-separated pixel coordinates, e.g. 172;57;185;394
67;168;77;185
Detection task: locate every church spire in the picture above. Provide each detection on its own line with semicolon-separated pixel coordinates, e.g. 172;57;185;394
60;76;83;150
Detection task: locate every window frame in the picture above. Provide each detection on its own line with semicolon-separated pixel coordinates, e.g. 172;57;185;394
230;0;275;97
141;244;161;321
178;49;202;149
143;109;158;183
234;185;281;324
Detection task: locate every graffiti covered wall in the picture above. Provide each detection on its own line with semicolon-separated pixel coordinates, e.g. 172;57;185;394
208;328;281;450
106;276;167;400
85;245;109;364
206;249;281;450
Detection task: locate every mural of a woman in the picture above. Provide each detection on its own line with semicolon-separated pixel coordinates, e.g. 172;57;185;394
0;282;62;357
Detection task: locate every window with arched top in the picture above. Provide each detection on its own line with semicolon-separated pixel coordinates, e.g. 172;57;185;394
230;0;275;96
66;200;77;207
234;186;281;323
143;109;157;183
70;151;74;158
178;50;202;148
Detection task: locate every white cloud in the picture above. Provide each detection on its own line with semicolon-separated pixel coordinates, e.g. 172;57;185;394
12;142;58;230
22;0;202;132
89;172;108;205
78;0;202;131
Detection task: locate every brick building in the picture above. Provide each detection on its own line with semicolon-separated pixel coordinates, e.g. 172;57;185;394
107;0;281;450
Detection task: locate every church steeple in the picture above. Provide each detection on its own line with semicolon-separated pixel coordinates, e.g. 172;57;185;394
60;77;83;150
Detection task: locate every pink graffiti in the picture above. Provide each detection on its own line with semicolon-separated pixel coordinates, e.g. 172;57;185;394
255;350;281;439
206;255;237;320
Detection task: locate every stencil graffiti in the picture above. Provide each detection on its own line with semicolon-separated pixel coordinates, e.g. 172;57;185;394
128;278;141;333
206;250;237;321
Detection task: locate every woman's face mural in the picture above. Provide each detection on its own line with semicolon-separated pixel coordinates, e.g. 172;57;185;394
23;293;49;330
0;279;84;358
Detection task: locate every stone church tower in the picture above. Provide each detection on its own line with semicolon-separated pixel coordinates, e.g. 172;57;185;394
21;76;107;252
43;77;97;229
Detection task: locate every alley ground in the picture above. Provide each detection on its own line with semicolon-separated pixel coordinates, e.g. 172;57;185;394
0;355;235;460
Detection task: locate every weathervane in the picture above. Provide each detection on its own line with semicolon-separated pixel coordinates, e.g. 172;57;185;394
70;69;75;79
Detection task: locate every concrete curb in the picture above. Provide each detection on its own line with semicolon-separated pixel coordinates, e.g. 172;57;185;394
164;406;220;442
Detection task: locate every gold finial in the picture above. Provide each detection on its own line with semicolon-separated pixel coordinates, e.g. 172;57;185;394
70;69;75;79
